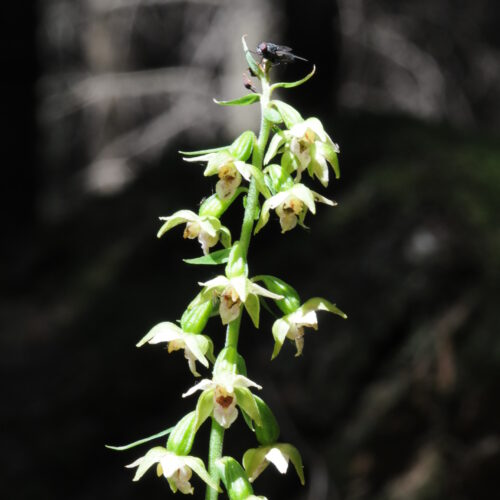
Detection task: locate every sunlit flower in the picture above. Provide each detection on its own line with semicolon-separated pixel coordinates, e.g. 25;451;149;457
254;183;336;234
271;298;347;358
183;371;262;429
264;117;340;187
243;443;305;485
157;210;231;255
126;446;219;495
184;151;255;201
137;322;214;377
198;275;283;327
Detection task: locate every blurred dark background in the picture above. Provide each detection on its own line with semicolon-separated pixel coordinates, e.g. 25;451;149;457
2;1;500;499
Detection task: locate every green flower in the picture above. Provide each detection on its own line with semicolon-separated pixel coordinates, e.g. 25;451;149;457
255;184;336;234
157;210;231;255
183;371;262;429
272;298;347;358
198;275;283;327
137;322;214;377
126;446;220;494
243;443;305;485
265;117;339;186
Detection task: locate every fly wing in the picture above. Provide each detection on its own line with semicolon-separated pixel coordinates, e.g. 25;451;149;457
275;45;293;52
275;49;308;62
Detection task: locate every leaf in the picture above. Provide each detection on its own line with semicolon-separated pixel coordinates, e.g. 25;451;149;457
242;35;262;79
105;427;174;451
214;94;261;107
271;65;316;91
183;248;231;265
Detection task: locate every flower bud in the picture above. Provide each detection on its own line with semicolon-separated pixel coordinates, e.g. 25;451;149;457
199;191;242;218
253;396;280;446
216;457;255;500
228;130;255;162
265;164;293;193
213;347;238;378
225;241;248;278
254;275;300;315
166;411;197;456
180;300;213;334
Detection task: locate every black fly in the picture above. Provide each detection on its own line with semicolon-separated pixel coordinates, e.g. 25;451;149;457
256;42;308;65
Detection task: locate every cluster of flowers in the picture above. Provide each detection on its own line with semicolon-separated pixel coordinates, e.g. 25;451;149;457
120;37;346;499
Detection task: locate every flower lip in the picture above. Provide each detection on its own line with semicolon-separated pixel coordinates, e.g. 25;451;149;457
216;393;234;409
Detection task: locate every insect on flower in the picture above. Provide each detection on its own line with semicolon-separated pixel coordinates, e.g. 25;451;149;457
256;42;308;65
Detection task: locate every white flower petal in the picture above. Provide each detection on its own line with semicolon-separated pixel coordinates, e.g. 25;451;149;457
170;465;194;494
182;379;214;398
267;191;290;210
312;190;336;207
289;309;318;329
229;276;248;302
159;453;185;478
265;448;290;474
137;322;184;347
233;374;262;390
305;117;327;142
289;121;309;139
234;161;253;181
249;282;284;300
290;184;316;213
199;275;230;290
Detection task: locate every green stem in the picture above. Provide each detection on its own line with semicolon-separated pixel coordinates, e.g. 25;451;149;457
204;66;272;500
205;418;224;500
